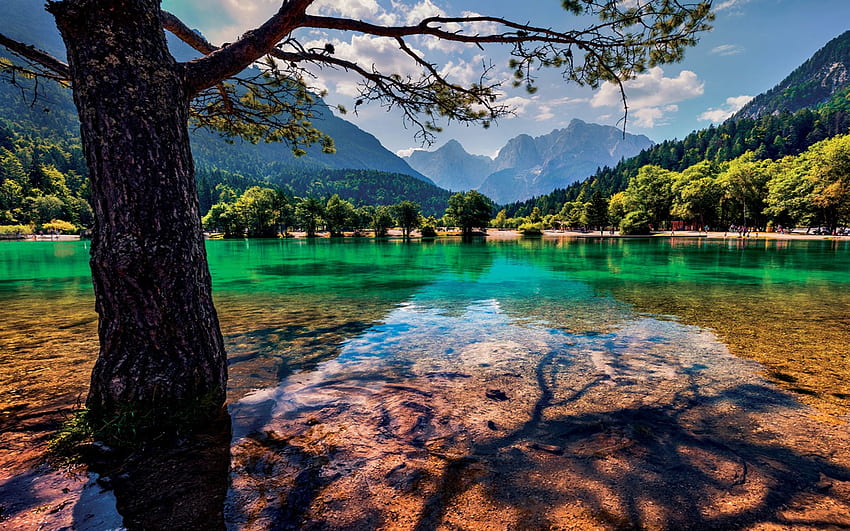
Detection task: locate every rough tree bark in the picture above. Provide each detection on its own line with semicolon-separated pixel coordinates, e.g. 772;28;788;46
48;0;226;418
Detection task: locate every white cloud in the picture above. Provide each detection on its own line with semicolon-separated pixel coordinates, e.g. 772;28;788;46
536;110;556;122
303;33;424;78
458;10;500;35
296;33;429;102
533;97;587;122
396;147;421;157
309;0;399;25
714;0;753;16
592;67;704;109
715;0;752;11
591;67;704;128
438;55;486;85
403;0;444;24
710;44;744;56
698;95;753;122
499;96;535;116
632;105;679;127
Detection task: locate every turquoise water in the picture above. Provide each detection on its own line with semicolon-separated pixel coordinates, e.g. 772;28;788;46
4;236;850;528
3;238;848;300
1;237;849;412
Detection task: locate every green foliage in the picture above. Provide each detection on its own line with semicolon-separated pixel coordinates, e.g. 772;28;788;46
0;71;92;228
792;133;850;230
583;190;609;231
325;193;356;236
501;91;850;220
607;191;628;227
518;221;544;235
420;216;438;238
492;209;508;229
558;201;586;228
295;196;324;237
624;165;675;229
233;186;281;237
276;168;450;217
717;152;771;228
0;223;32;237
371;205;394;237
510;131;850;235
445;190;494;236
671;160;721;226
48;408;96;462
619;211;651;235
393;200;421;238
42;218;75;233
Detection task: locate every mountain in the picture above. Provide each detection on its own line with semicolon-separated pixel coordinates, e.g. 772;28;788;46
501;31;850;219
0;2;439;212
735;30;850;120
189;99;435;185
483;120;653;204
403;140;495;191
404;119;652;204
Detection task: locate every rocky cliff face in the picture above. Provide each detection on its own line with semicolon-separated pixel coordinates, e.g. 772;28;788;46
403;139;495;191
405;119;653;204
484;120;652;204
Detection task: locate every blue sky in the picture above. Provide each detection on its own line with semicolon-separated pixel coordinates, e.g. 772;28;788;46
161;1;850;157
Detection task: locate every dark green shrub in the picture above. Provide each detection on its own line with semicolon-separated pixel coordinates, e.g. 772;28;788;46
420;224;437;238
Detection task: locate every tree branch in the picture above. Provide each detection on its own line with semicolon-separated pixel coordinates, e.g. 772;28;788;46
183;0;314;94
21;1;708;148
0;32;70;82
160;10;216;56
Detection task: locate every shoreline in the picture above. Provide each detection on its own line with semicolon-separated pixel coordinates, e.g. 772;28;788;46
6;229;849;243
220;228;850;241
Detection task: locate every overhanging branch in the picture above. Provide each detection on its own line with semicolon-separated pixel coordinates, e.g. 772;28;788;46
0;32;70;82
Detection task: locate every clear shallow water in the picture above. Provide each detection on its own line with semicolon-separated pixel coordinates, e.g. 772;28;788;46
2;237;850;415
3;237;850;529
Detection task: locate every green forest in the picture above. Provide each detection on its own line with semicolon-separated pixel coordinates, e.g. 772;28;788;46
496;132;850;235
0;61;452;237
504;85;850;227
2;34;850;239
200;187;492;238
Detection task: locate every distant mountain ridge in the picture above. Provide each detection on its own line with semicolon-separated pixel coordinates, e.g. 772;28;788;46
403;140;494;192
735;30;850;120
189;99;435;185
501;30;850;219
403;119;653;204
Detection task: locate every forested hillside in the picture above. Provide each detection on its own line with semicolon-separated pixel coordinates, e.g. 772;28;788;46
197;167;450;217
735;30;850;120
0;54;450;230
504;86;850;218
0;64;90;230
504;31;850;219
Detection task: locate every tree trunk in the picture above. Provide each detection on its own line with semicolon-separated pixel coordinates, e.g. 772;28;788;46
49;0;226;419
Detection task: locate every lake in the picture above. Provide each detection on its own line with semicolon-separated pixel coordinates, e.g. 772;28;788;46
1;237;849;529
